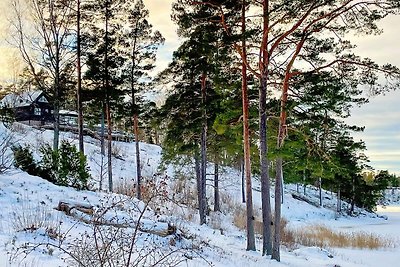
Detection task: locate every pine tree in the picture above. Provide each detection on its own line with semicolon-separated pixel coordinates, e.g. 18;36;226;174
82;0;125;191
181;0;400;261
162;1;238;224
118;0;164;200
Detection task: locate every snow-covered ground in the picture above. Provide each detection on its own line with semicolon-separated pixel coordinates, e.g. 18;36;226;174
0;123;399;267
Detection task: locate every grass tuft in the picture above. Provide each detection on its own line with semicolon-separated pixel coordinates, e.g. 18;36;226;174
284;224;395;249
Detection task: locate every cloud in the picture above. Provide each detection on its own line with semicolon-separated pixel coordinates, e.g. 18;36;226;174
347;85;400;174
144;0;180;74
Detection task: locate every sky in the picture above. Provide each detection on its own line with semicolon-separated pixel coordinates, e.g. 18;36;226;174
0;0;399;174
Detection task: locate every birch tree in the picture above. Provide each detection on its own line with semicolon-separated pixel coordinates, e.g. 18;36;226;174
10;0;75;150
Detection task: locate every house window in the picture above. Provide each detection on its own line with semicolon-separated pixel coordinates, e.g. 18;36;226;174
34;108;41;116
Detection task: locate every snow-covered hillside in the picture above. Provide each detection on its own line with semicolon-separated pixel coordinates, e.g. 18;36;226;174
0;123;399;267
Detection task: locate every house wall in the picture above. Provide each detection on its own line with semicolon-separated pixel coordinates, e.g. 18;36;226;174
15;103;54;122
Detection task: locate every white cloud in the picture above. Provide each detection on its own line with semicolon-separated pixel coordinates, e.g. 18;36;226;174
144;0;180;74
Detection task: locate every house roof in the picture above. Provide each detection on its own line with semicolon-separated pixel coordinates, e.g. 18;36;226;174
0;90;48;108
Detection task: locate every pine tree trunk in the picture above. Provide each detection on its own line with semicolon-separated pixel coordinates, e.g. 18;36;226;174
130;25;142;200
134;113;141;199
281;175;284;204
76;0;84;154
272;157;282;261
194;151;201;215
99;104;105;191
52;6;61;152
106;100;113;192
350;177;355;214
241;3;255;249
337;187;341;212
319;177;322;207
101;105;105;157
241;158;246;203
260;0;272;256
105;0;112;192
272;52;291;261
200;73;207;225
214;159;220;212
260;73;272;256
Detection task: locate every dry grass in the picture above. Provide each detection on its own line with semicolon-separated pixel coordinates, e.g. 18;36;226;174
11;201;61;239
230;203;392;250
233;203;264;234
284;224;395;249
219;191;236;214
114;179;136;197
113;177;169;213
232;202;289;237
170;177;198;208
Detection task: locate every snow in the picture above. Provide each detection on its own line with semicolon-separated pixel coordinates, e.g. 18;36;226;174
0;122;399;266
0;91;45;108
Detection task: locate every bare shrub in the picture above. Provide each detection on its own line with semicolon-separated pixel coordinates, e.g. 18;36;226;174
64;195;196;267
284;224;395;249
10;122;28;134
111;143;126;159
232;203;247;231
10;194;199;267
219;191;236;214
0;126;14;173
170;176;197;208
88;149;107;191
208;212;223;230
232;204;289;242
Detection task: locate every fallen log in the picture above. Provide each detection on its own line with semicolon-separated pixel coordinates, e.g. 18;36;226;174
291;193;320;208
57;201;94;216
55;201;176;237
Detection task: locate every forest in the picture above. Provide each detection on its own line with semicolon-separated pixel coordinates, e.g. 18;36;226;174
1;0;400;263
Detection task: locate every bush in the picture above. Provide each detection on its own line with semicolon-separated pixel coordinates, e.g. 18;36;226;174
13;142;90;190
40;141;90;190
12;145;39;175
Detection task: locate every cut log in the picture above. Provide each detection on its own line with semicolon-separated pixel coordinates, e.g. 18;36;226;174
55;201;176;237
56;201;94;215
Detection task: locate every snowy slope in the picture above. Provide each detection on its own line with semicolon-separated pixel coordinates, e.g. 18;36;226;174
0;123;399;267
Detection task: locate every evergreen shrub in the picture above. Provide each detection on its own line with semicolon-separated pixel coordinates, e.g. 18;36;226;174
40;141;90;190
12;142;90;190
12;145;39;175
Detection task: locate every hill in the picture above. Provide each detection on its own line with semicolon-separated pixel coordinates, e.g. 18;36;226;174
0;123;398;267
